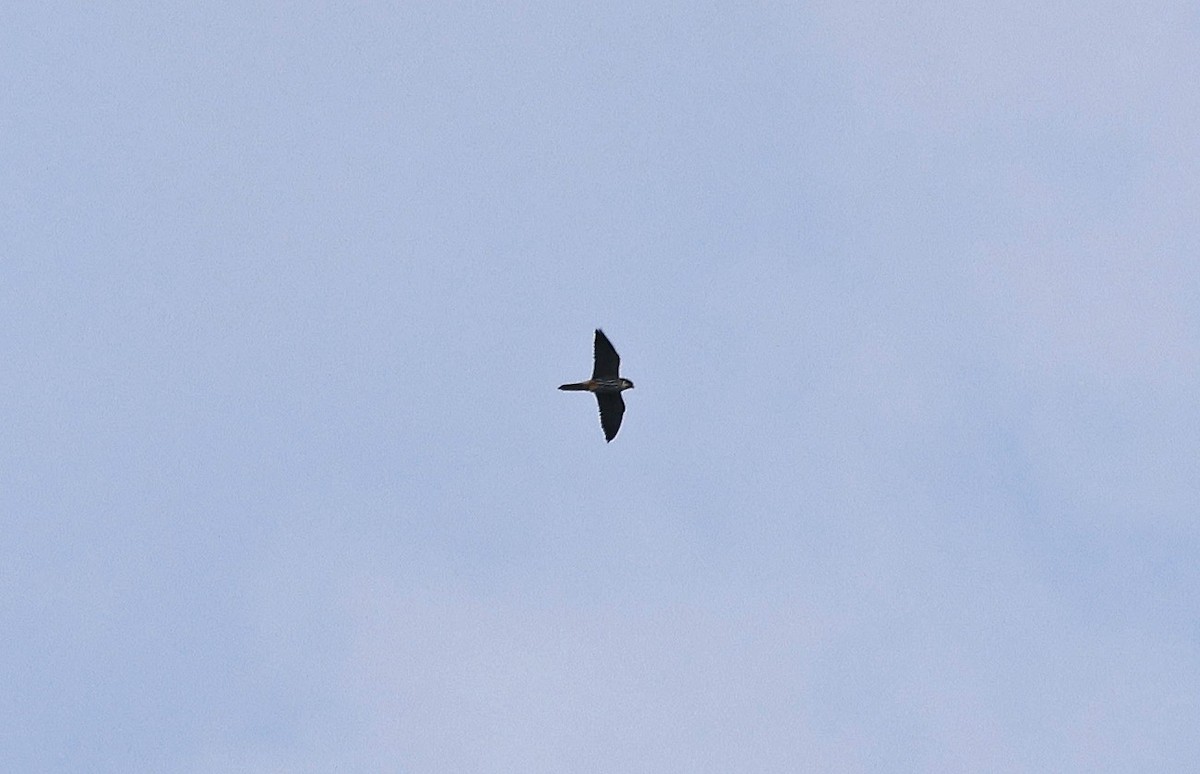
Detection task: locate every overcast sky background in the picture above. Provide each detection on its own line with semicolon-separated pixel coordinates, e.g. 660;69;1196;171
4;2;1199;772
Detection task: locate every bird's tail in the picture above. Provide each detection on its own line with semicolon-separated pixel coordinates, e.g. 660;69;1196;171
558;382;590;391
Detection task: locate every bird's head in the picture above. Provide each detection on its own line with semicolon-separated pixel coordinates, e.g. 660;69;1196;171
621;378;635;390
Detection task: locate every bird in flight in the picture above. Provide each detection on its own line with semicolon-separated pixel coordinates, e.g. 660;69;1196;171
559;329;635;442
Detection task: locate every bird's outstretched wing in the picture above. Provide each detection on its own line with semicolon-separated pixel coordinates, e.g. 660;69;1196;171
592;329;621;379
595;392;625;442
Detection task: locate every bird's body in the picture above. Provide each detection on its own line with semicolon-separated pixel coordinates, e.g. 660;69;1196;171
559;329;634;442
557;378;631;393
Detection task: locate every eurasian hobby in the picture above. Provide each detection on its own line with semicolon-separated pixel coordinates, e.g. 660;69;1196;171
559;329;635;442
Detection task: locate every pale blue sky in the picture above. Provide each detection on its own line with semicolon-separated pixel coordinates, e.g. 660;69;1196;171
4;2;1199;772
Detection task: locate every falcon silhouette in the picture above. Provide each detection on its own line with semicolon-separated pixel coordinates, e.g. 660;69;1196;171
559;329;635;442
